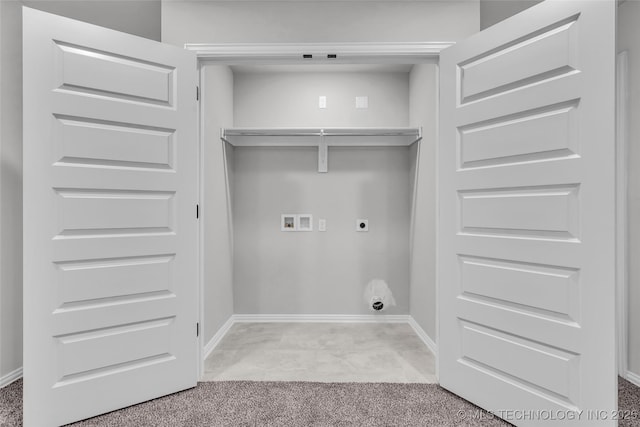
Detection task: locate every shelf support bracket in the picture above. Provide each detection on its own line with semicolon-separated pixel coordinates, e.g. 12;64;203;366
318;129;328;173
220;128;231;145
411;126;423;145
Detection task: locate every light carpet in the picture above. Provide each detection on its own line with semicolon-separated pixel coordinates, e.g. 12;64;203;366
203;322;437;383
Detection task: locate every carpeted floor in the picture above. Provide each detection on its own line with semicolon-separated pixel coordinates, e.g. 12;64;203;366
619;377;640;427
1;378;639;426
0;378;21;426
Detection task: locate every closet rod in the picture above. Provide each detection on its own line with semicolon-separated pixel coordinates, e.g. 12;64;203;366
221;127;422;172
221;127;421;139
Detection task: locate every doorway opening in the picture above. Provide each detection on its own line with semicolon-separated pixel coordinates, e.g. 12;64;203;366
191;45;449;381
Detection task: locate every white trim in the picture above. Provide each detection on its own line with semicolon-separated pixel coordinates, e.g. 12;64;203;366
232;313;412;323
407;317;438;357
203;316;236;360
626;371;640;388
187;42;454;63
196;59;205;382
194;42;451;374
617;50;629;378
434;62;441;381
0;367;23;388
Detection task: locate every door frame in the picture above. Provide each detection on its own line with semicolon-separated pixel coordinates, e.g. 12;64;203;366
616;50;629;380
186;42;454;64
185;41;626;383
186;41;452;377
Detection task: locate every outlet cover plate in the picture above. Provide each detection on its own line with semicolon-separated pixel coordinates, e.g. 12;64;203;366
355;96;368;109
356;219;369;231
298;214;313;231
281;214;297;231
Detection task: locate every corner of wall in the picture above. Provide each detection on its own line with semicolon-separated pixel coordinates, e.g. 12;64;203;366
0;0;24;382
626;370;640;388
479;0;542;31
407;64;437;343
0;367;22;388
202;65;235;343
618;0;640;378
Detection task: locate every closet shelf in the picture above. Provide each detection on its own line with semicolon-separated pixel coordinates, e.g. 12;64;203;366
220;127;422;173
220;127;422;147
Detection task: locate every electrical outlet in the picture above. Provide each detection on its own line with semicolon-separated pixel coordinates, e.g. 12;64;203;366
319;219;327;232
355;96;368;109
319;96;327;109
356;219;368;232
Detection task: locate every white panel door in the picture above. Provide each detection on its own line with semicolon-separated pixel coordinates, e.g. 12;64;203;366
23;8;198;426
439;1;616;425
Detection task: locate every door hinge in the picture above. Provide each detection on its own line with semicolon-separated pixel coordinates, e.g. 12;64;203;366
196;322;200;337
196;204;200;219
196;86;200;101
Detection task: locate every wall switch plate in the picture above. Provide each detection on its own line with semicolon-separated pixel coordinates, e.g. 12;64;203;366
319;96;327;109
355;96;368;109
356;219;368;231
318;219;327;232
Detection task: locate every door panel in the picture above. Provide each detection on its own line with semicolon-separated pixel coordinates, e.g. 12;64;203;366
459;17;579;104
458;101;579;168
23;8;198;426
53;42;175;105
438;1;616;425
54;116;175;169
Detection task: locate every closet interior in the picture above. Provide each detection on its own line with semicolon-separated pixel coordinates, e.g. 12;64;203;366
201;61;439;350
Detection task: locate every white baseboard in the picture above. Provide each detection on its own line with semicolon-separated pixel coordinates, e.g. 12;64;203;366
0;367;23;388
407;317;438;356
626;370;640;388
203;316;235;360
231;313;412;323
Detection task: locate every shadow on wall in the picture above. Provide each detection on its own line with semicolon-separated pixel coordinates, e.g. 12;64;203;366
479;0;543;30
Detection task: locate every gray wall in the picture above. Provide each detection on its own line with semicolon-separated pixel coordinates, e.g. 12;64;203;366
202;66;235;343
0;0;160;383
479;0;541;30
0;0;23;383
233;68;410;127
618;0;640;378
408;64;438;340
162;0;480;337
162;1;480;45
23;1;161;41
233;146;411;315
231;69;412;314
